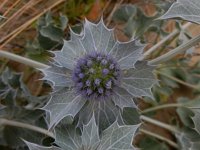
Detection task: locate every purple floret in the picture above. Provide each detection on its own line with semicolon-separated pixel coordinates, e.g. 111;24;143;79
94;78;101;86
101;59;108;65
78;73;85;79
102;68;109;75
86;80;91;86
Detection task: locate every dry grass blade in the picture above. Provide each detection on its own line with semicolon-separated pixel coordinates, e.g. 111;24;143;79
2;0;21;17
0;0;8;10
106;0;124;26
0;0;65;49
0;0;42;31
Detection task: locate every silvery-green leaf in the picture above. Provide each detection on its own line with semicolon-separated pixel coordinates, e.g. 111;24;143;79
1;68;20;87
192;110;200;135
38;12;67;43
55;116;100;150
98;122;140;150
112;87;136;109
60;15;68;31
43;88;86;128
177;107;194;127
78;99;120;131
40;25;63;42
176;134;191;150
81;115;100;149
109;40;144;69
183;98;200;108
41;64;73;87
124;7;159;38
0;68;21;104
122;61;157;98
112;4;137;22
52;37;86;70
79;20;96;53
25;140;62;150
52;46;77;70
70;24;82;35
26;12;67;60
176;127;200;150
160;0;200;24
25;117;140;150
122;108;140;125
55;125;81;150
113;4;161;38
191;142;200;150
84;19;116;53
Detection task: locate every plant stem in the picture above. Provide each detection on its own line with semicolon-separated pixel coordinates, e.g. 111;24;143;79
140;115;180;133
0;50;49;69
140;128;179;149
0;15;5;19
142;22;192;59
149;33;200;65
140;103;183;114
188;107;200;109
153;33;179;58
156;70;200;90
0;118;54;138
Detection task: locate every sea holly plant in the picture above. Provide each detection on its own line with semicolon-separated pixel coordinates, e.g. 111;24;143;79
0;15;156;150
25;115;140;150
1;0;200;150
41;18;156;130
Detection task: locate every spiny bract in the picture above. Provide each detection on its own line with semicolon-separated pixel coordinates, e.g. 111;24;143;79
41;18;156;129
25;115;140;150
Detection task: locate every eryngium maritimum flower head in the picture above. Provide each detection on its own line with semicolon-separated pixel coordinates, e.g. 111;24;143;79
72;51;121;100
42;18;156;129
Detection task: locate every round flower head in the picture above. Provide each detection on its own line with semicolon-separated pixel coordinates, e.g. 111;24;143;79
72;52;121;99
42;18;156;129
